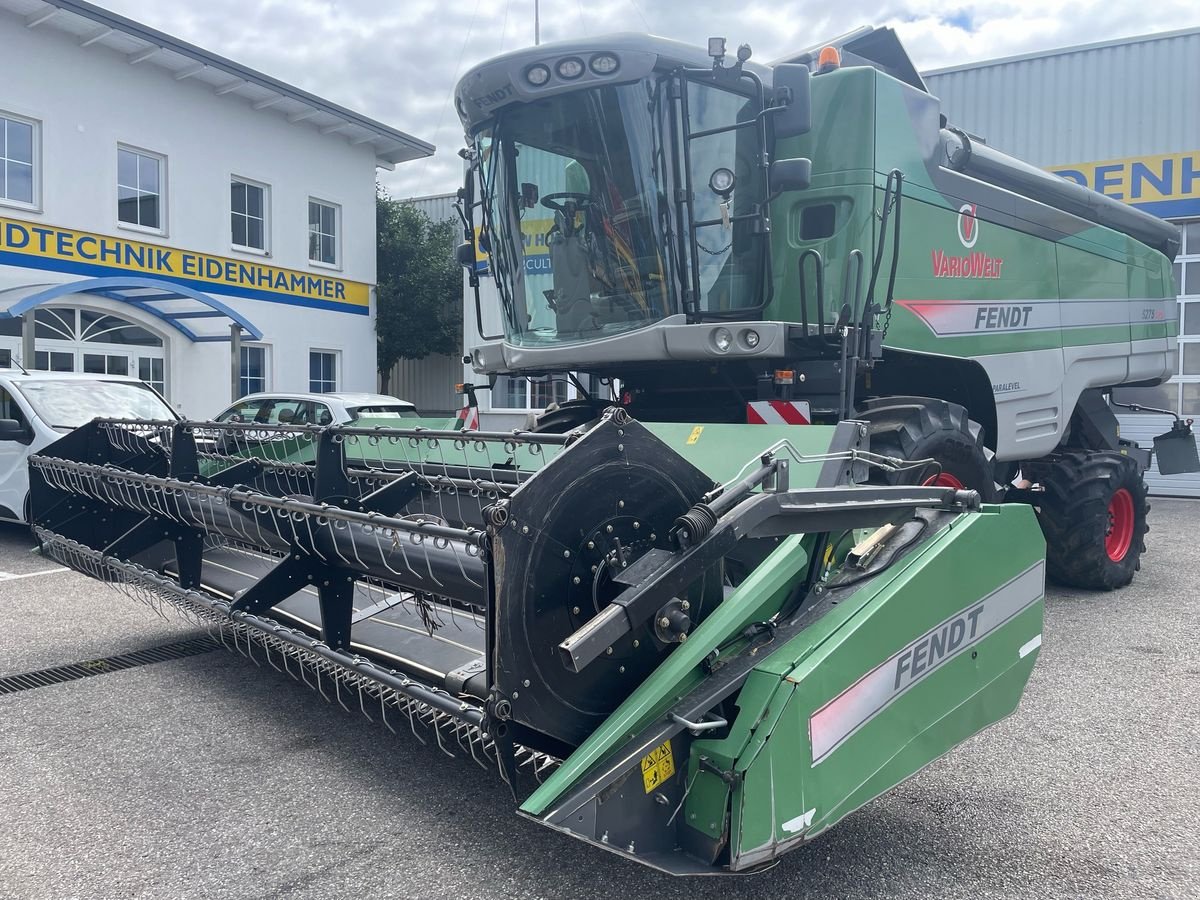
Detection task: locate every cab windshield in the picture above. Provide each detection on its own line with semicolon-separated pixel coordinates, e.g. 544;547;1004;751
476;75;763;346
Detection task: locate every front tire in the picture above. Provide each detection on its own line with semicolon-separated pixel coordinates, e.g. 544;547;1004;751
1024;451;1149;590
856;396;995;499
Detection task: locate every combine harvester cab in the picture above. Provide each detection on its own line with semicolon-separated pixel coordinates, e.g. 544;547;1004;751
30;410;1044;873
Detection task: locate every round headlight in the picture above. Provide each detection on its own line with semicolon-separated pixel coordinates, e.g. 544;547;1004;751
556;57;585;79
709;167;736;196
525;64;551;86
589;53;620;75
713;327;733;353
742;329;760;348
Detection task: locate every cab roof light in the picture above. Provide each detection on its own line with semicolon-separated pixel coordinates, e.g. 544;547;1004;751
817;46;841;73
525;64;551;86
556;57;585;79
589;53;619;75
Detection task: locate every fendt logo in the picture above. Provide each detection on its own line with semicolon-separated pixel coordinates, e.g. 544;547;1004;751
957;203;979;248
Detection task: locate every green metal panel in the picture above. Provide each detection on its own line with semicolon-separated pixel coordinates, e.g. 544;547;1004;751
725;504;1045;867
768;67;878;325
882;190;1063;356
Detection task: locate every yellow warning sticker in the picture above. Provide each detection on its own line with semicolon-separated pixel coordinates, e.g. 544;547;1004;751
640;740;675;793
686;426;704;445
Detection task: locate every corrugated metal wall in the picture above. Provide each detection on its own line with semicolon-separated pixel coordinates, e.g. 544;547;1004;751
924;29;1200;165
382;192;463;414
402;192;461;227
382;352;462;414
924;29;1200;496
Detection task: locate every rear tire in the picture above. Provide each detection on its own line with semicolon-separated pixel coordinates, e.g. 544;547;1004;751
856;396;995;499
1024;451;1149;590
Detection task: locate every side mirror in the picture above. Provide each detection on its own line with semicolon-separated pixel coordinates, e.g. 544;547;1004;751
0;418;29;442
771;157;812;194
772;64;811;139
456;241;477;269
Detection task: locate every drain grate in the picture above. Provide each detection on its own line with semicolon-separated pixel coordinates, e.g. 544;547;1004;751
0;635;220;694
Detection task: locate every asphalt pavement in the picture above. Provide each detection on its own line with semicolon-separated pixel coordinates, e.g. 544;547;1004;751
0;501;1197;900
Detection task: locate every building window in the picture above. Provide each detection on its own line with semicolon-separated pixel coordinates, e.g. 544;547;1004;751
139;357;165;394
83;353;130;376
118;146;164;231
0;113;37;208
231;178;268;251
492;374;572;410
239;345;268;397
35;351;75;372
308;199;339;266
309;350;338;393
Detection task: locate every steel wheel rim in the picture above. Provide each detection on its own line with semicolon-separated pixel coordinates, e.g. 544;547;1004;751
922;472;964;489
1106;487;1135;562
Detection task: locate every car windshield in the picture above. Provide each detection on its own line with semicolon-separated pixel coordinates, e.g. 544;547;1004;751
17;380;175;428
349;405;418;419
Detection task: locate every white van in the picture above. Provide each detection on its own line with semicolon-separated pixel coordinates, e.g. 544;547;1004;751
0;369;178;523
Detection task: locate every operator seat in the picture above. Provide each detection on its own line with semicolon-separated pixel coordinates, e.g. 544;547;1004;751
547;201;599;334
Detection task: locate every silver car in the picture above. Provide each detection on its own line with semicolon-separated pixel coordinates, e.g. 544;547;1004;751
213;392;419;427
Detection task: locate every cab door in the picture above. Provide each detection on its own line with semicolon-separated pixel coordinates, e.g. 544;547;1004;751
0;386;36;521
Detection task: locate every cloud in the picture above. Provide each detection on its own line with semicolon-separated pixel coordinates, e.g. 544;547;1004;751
94;0;1199;199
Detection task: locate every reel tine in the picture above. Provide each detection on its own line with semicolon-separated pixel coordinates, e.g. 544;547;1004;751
406;700;427;745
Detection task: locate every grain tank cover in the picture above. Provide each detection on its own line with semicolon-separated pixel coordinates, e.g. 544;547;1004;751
941;128;1182;260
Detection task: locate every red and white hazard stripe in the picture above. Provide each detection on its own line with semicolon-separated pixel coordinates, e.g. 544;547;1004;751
746;400;811;425
457;405;480;430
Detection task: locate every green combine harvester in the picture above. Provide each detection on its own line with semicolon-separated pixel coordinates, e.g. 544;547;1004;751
30;27;1195;874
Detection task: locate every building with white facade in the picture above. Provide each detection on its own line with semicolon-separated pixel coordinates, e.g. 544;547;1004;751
0;0;432;417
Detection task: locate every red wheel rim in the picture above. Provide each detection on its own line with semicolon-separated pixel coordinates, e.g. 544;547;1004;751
922;472;964;489
1105;488;1135;562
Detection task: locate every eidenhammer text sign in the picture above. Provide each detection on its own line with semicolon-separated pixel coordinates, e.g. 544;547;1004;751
0;216;369;315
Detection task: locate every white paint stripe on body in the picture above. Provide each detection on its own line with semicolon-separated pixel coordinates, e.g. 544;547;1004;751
781;809;816;833
1019;633;1043;658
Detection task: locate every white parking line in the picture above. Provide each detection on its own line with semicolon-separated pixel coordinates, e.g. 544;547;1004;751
0;568;68;581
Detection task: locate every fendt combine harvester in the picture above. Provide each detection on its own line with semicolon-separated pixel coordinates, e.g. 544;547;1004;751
29;27;1195;874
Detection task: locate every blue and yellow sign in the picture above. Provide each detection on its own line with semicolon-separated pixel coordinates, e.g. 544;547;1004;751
0;216;370;314
1049;151;1200;219
474;217;556;276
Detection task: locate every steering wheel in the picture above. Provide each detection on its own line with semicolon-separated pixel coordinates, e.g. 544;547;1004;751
541;192;593;213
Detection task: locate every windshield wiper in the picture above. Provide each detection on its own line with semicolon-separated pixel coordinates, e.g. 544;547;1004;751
478;125;522;331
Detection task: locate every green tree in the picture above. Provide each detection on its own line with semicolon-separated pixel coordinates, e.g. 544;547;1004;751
375;187;463;392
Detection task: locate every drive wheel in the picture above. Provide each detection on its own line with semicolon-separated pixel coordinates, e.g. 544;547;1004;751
533;399;613;434
857;396;995;499
1024;451;1149;590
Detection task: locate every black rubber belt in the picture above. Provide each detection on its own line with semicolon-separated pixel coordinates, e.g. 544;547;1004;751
0;636;220;694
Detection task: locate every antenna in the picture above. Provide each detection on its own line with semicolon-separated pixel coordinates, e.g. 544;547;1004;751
534;0;540;45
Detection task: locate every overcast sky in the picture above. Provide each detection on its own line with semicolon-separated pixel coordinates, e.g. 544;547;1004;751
97;0;1198;199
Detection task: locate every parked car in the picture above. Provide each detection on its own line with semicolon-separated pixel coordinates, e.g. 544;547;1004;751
213;392;419;426
0;370;178;523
